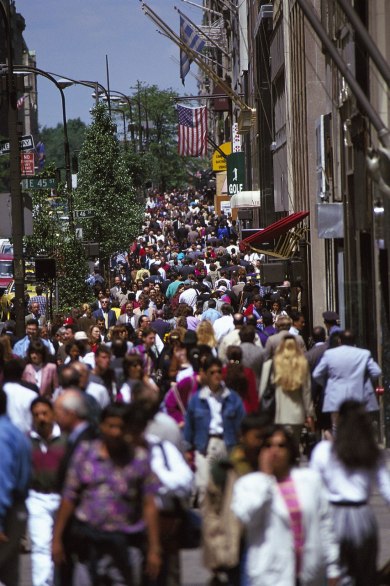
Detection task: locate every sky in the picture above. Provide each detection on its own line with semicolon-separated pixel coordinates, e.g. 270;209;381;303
14;0;201;129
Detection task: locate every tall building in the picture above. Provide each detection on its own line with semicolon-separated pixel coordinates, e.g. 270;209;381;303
0;3;38;143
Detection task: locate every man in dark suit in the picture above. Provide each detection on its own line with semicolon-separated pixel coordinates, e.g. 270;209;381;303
92;298;117;329
305;326;329;432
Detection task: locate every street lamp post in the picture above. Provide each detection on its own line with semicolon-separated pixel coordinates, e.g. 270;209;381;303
111;107;127;149
0;0;25;337
12;66;74;231
55;76;111;115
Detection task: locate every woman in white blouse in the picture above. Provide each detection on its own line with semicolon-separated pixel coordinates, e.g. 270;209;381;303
310;400;390;586
232;425;340;586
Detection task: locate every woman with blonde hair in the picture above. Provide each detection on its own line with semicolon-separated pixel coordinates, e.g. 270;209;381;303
260;335;314;445
196;320;217;355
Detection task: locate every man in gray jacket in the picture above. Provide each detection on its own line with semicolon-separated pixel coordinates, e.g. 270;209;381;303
313;330;381;433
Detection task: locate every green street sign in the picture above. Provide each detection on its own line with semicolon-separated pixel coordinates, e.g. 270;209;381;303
74;209;95;219
227;152;245;196
21;177;57;190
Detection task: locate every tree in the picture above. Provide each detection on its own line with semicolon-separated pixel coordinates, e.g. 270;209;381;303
23;167;90;311
39;118;87;177
114;83;208;192
74;103;142;268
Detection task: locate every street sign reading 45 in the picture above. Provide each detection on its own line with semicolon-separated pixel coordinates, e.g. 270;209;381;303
22;177;57;190
74;209;95;219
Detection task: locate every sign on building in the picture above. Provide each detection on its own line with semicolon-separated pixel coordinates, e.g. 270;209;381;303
227;152;245;196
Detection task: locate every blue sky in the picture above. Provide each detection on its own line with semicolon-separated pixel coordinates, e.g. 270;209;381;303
15;0;201;129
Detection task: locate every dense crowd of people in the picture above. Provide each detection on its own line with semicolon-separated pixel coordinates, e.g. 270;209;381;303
0;188;389;586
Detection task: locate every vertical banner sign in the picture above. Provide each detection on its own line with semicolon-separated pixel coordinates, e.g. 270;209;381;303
227;152;245;196
232;122;241;153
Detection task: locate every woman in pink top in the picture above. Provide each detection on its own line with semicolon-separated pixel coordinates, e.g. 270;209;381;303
22;339;58;397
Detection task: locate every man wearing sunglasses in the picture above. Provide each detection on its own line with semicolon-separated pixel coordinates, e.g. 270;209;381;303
184;356;245;504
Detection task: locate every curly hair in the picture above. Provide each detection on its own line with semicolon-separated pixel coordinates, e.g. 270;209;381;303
196;320;217;348
273;336;308;391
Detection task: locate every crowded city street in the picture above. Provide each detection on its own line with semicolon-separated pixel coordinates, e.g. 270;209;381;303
2;0;390;585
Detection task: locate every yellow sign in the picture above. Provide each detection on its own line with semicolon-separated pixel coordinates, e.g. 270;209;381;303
211;141;232;172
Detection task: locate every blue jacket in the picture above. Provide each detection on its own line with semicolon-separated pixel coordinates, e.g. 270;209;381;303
184;385;245;454
0;416;31;532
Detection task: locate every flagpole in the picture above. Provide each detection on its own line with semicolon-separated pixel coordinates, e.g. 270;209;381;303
141;2;250;111
174;6;230;59
180;0;222;18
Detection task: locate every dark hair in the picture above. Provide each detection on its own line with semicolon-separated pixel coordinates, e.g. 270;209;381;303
201;355;222;372
30;396;53;413
340;330;356;346
27;340;49;364
4;358;26;381
26;318;39;328
141;327;155;338
208;298;216;309
312;326;326;344
65;340;86;358
100;402;130;423
264;425;299;466
333;400;380;470
239;325;256;343
59;366;81;389
233;313;244;326
290;311;304;323
111;338;128;358
262;310;273;327
123;353;143;377
240;413;272;435
221;303;233;316
122;400;154;436
225;346;247;399
95;344;111;357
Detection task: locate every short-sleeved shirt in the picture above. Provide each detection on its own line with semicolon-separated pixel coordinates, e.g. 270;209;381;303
63;439;160;534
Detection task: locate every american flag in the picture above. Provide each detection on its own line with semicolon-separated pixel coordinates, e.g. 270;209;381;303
177;104;207;157
17;94;27;110
180;15;205;85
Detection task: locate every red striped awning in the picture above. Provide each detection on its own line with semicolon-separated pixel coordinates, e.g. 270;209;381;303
239;211;309;252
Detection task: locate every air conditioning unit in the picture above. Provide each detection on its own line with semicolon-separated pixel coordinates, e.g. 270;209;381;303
260;4;273;20
238;108;256;133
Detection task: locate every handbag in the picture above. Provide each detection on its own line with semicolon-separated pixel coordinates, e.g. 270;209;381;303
260;362;276;419
157;443;201;551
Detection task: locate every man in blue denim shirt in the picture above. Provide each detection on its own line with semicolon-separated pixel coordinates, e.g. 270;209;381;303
184;356;245;503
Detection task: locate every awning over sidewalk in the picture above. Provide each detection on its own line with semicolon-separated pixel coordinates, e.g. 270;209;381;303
239;211;309;258
230;190;261;208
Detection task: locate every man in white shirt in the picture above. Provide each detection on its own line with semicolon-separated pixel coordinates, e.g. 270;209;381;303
3;358;37;433
179;280;198;309
213;303;235;343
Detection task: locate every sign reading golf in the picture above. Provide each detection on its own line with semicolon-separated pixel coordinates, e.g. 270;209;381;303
227;152;245;196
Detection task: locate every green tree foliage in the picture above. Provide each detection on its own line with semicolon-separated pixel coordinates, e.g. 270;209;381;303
115;83;207;192
39;118;87;177
24;163;90;310
74;103;143;263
